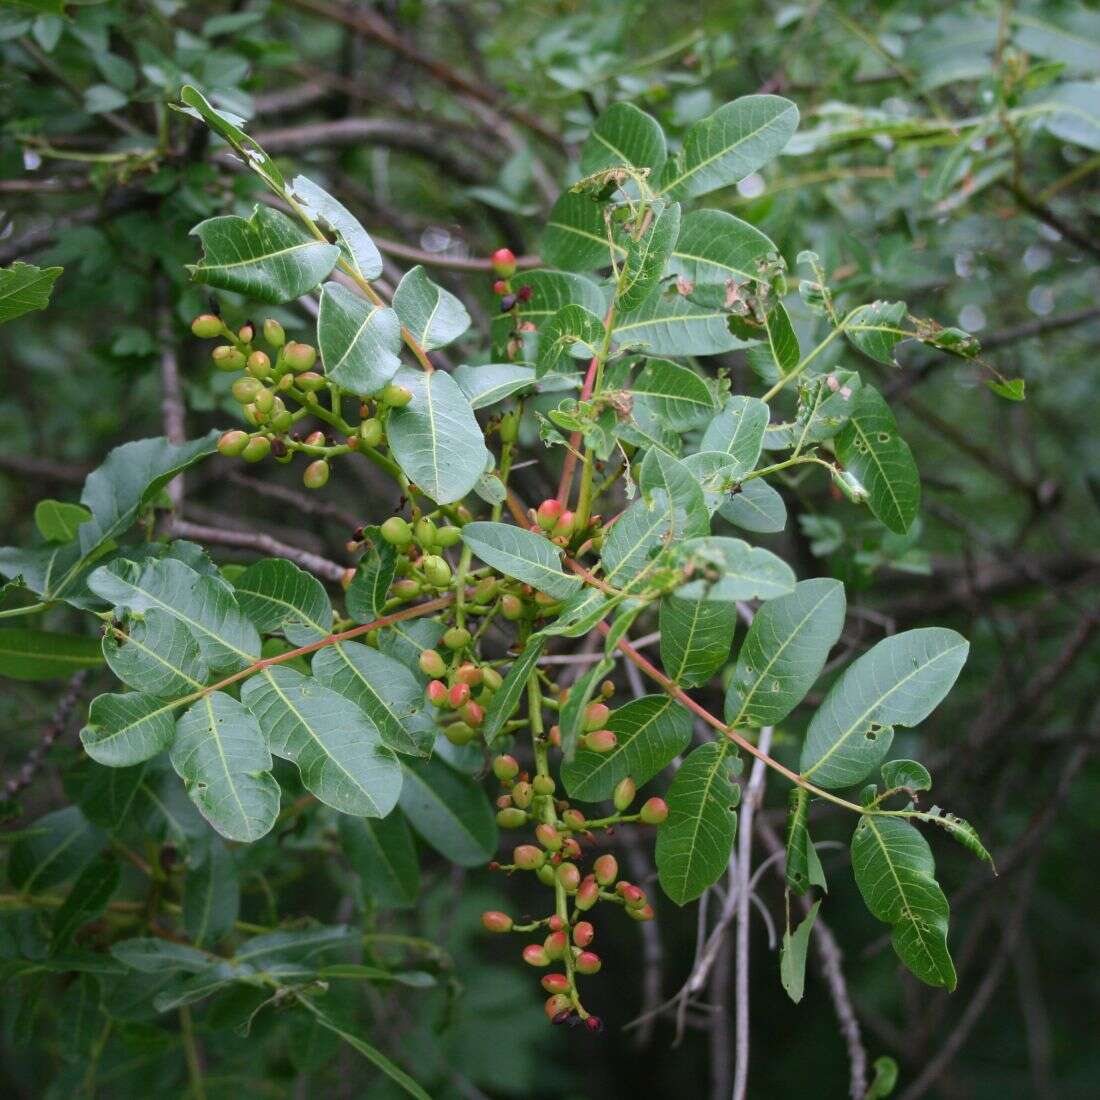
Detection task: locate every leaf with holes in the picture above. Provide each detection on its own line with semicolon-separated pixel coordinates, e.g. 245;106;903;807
800;627;969;790
619;202;680;310
541;190;622;272
845;301;909;364
656;742;741;905
613;290;747;357
667;210;780;308
537;303;604;377
676;536;795;603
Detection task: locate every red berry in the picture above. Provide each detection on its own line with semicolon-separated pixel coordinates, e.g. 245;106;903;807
541;973;570;994
594;854;619;886
585;1015;605;1033
575;876;599;911
544;930;568;960
491;247;517;278
536;498;563;531
536;823;562;851
523;944;550;967
460;700;485;727
517;284;533;302
448;682;471;709
492;754;519;781
583;729;617;753
481;910;513;933
575;951;601;975
639;797;669;825
455;662;482;686
426;680;448;707
548;914;565;933
552;510;575;538
583;703;610;732
573;921;595;947
492;279;509;295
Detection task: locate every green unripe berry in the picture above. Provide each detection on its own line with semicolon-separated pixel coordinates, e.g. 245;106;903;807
594;854;618;886
584;702;610;732
523;944;550;967
282;342;317;372
443;720;476;746
532;774;555;797
557;863;581;893
391;578;420;600
247;350;271;378
501;594;523;620
217;430;250;457
613;777;636;812
232;377;262;404
242;403;261;427
380;517;413;547
499;409;519;444
414;517;437;547
303;459;330;489
442;626;470;651
423;555;451;587
511;780;533;809
482;667;503;691
474;577;498;602
536;864;557;887
481;910;512;933
380;382;413;407
262;318;285;347
212;345;245;372
237;324;253;344
535;822;562;851
419;649;447;679
513;845;544;871
358;418;383;447
253;387;275;414
436;525;462;548
241;436;271;463
639;797;669;825
492;754;519;781
297;371;326;392
191;314;223;339
270;408;293;433
496;807;527;829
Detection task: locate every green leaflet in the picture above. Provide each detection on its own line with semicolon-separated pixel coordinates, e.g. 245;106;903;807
242;666;401;818
0;261;63;325
233;558;333;646
312;641;436;757
481;634;546;744
667;209;780;307
601;488;684;587
619;202;681;310
317;281;402;397
339;811;420;909
834;385;920;534
460;521;581;601
557;657;614;762
34;499;90;543
187;205;340;303
580;100;667;178
632;358;720;431
613;289;748;357
7;806;105;893
562;695;692;803
102;610;208;697
453;363;537;409
290;174;383;281
385;367;491;505
784;787;827;896
725;578;846;727
659;593;736;688
90;558;260;673
763;369;863;452
1037;80;1100;151
392;265;470;351
698;395;769;479
541;190;624;272
780;899;820;1004
660;95;799;200
345;530;397;624
656;742;740;905
170;691;281;843
50;854;118;952
398;757;498;867
537;303;604;376
675;536;796;603
0;628;104;681
637;449;709;539
183;838;239;948
800;627;969;789
845;300;909;364
718;478;787;533
851;815;957;989
489;269;607;358
80;692;180;767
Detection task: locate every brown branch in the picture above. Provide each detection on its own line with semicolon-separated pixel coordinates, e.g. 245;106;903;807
157;287;186;513
226;471;360;530
371;236;541;273
1004;181;1100;263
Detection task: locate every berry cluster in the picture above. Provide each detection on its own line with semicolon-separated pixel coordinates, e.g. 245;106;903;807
481;753;667;1028
192;313;410;489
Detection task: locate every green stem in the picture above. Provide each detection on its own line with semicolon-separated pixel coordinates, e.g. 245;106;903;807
0;601;48;620
179;1006;207;1100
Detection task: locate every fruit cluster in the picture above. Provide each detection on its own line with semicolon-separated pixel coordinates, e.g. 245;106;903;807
192;312;410;489
481;753;667;1028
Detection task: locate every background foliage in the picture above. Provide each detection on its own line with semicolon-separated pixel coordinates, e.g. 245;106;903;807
1;1;1098;1097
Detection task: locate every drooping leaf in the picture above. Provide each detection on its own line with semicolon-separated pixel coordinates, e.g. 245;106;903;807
675;536;796;603
698;395;770;479
632;358;720;431
177;85;285;188
90;558;261;672
851;814;956;989
656;742;741;905
386;367;491;505
33;499;91;543
659;593;736;688
290;174;383;281
398;757;497;867
102;610;208;697
909;807;993;865
834;385;920;534
233;558;333;646
187;205;340;303
392;265;471;351
242;666;401;818
1036;80;1100;151
580;100;667;178
845;301;909;364
170;691;281;843
339;811;420;909
562;695;692;802
800;628;969;790
317;281;402;397
80;692;180;767
865;1057;899;1100
660;95;799;200
725;579;846;727
460;522;581;601
453;363;537;409
0;261;63;325
784;786;827;896
481;634;546;744
619;202;681;310
184;838;239;948
780;899;820;1004
880;758;932;793
312;641;436;757
0;628;103;681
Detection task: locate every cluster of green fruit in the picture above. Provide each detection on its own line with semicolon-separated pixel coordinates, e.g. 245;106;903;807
481;753;668;1030
192;313;409;489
